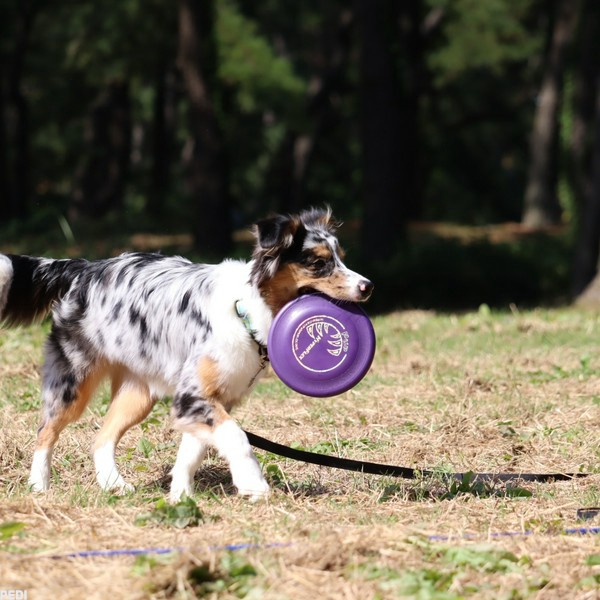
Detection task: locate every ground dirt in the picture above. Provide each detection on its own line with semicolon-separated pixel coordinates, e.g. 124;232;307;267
1;308;599;598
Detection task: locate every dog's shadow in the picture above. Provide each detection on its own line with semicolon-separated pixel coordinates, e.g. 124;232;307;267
151;464;330;499
152;464;236;497
149;467;527;503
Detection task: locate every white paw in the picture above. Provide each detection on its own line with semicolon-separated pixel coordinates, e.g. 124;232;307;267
28;476;49;493
233;471;270;501
212;420;270;501
247;486;271;503
97;471;134;494
108;480;135;495
94;442;134;494
169;480;193;504
29;449;51;492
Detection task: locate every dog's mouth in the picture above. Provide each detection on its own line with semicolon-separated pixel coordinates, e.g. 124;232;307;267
297;284;372;303
298;286;317;297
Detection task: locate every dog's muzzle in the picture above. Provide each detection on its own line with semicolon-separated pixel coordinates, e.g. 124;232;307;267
358;279;374;301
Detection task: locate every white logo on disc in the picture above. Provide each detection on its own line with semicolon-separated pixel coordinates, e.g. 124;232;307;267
292;314;350;373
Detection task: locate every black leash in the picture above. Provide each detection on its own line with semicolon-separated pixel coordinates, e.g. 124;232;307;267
244;430;590;484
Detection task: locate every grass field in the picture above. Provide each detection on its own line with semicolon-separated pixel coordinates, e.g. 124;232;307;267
1;306;599;599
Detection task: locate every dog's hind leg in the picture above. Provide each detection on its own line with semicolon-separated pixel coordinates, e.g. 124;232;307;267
29;357;104;492
93;370;155;494
169;432;208;503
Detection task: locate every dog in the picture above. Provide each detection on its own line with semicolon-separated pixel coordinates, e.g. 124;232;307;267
0;208;373;502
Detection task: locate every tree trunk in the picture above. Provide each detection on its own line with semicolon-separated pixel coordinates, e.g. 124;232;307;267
178;0;231;255
397;1;426;221
522;0;579;227
148;66;176;218
271;8;354;215
0;70;10;222
4;0;35;221
357;0;423;260
571;1;600;299
570;0;599;211
572;68;600;302
72;80;132;218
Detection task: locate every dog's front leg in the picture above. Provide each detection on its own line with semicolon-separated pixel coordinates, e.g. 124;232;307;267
171;388;269;502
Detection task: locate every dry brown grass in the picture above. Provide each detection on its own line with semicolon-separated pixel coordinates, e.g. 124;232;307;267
1;309;599;598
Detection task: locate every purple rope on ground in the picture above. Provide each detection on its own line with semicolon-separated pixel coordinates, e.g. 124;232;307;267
428;526;600;542
47;527;600;559
9;527;597;559
47;541;292;560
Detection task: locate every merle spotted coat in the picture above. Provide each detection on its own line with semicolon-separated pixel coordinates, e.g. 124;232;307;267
0;208;373;501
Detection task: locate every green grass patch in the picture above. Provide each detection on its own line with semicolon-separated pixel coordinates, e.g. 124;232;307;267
135;496;206;529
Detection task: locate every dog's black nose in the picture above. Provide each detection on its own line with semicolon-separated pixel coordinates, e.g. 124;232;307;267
358;279;374;299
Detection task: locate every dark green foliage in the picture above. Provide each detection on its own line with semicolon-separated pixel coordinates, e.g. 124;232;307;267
135;496;204;528
1;0;595;305
188;554;258;597
0;521;26;542
0;0;547;223
363;231;573;312
427;0;540;83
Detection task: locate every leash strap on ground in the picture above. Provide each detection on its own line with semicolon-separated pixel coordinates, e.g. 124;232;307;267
244;430;590;484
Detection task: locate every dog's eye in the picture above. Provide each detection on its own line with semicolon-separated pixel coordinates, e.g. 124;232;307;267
311;259;327;270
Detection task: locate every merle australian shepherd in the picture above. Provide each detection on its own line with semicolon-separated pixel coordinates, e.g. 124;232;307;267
0;208;373;502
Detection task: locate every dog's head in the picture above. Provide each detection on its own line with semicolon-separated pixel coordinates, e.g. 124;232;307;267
250;207;373;313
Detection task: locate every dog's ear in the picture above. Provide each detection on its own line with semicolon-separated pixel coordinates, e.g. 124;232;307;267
254;214;300;250
251;214;303;287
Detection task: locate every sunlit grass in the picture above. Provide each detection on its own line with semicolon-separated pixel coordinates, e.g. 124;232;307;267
1;307;599;598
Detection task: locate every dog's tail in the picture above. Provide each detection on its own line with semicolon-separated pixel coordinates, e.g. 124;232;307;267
0;254;86;326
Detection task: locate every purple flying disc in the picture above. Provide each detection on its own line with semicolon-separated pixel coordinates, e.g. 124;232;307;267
268;294;376;397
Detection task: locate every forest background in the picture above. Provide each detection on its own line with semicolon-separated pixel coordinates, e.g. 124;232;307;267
1;0;600;312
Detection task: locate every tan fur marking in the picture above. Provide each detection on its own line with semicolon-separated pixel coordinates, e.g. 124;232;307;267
197;356;224;399
305;271;349;297
110;365;126;400
208;402;229;426
261;263;354;313
94;369;154;450
312;245;333;260
260;264;306;313
36;365;107;450
176;402;231;435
